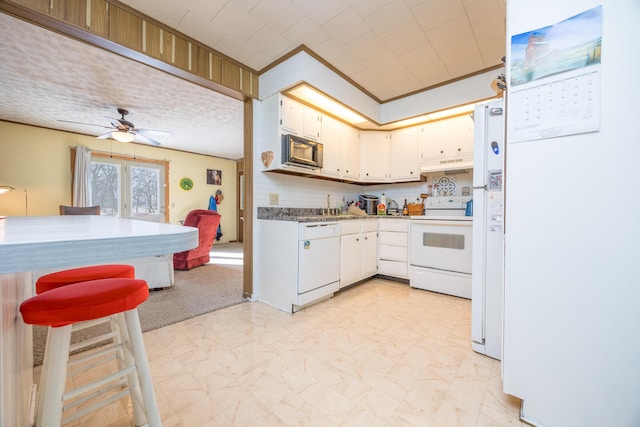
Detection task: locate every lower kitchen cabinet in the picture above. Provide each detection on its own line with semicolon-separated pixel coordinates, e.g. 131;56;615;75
377;218;409;279
340;220;377;288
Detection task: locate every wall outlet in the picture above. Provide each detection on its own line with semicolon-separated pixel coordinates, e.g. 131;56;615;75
269;193;279;205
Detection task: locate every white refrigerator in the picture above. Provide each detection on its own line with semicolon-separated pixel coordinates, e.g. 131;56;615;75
502;1;640;426
471;99;505;360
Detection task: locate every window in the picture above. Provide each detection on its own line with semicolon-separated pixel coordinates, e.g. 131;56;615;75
91;154;168;222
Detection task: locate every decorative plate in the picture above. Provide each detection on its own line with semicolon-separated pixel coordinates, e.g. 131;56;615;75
179;177;194;191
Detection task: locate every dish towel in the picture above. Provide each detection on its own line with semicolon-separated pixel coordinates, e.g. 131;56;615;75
208;195;223;241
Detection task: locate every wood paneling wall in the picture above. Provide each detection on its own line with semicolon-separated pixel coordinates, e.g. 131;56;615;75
5;0;258;98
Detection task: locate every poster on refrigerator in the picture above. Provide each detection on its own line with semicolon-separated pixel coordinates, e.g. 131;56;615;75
508;5;602;144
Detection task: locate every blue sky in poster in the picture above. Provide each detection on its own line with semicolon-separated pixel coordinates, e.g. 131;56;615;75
510;6;602;84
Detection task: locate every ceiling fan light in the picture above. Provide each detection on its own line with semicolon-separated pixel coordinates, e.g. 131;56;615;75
112;131;135;143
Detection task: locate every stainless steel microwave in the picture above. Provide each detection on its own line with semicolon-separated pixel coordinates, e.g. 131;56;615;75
281;134;323;169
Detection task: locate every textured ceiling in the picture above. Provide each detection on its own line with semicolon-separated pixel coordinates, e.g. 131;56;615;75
0;0;506;160
0;12;245;159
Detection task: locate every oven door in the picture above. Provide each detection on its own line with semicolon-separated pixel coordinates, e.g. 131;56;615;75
410;220;472;273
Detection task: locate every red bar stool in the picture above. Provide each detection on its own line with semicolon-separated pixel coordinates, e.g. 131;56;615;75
35;265;138;422
21;278;161;427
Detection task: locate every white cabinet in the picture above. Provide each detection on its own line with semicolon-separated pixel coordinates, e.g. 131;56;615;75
419;115;474;172
280;95;303;135
340;220;377;288
342;127;360;180
360;131;389;182
280;95;321;141
320;115;359;179
389;127;419;181
377;218;409;279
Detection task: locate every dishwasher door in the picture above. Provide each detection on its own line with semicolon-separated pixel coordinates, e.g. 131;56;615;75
298;235;340;294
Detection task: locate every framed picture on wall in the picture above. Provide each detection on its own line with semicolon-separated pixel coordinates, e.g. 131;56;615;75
207;169;222;185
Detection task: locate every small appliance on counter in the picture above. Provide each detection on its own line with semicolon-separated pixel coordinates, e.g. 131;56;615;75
387;199;400;215
359;195;379;215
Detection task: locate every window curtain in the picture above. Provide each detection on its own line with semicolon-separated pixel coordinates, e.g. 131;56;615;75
73;145;92;207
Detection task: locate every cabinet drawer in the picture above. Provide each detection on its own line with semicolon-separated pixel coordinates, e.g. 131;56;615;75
361;219;378;232
378;231;408;246
378;260;408;277
378;219;408;232
378;245;407;261
340;220;362;235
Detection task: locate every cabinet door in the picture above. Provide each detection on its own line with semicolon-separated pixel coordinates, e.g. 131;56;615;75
340;233;361;288
389;127;419;181
280;96;303;135
361;231;377;277
448;115;474;161
419;121;448;167
302;107;322;141
360;131;389;181
419;116;474;168
342;126;360;180
320;115;345;178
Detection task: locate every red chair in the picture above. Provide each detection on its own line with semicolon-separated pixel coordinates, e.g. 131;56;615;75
173;209;221;270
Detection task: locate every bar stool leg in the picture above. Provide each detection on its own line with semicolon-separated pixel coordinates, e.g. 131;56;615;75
37;325;72;427
124;308;161;427
114;312;147;426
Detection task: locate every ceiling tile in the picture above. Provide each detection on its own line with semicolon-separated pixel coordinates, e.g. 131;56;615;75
344;31;387;62
445;52;486;77
471;15;506;43
364;0;416;39
283;17;332;49
291;0;351;26
321;7;371;45
426;15;474;50
382;23;430;57
347;0;394;17
411;0;465;32
437;36;480;65
463;0;506;23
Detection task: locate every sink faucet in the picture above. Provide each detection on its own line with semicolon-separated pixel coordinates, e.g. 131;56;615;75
327;194;331;211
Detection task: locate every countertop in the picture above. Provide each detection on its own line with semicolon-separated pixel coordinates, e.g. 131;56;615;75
257;205;417;222
0;216;199;274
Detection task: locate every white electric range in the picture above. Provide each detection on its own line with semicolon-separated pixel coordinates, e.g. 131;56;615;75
409;197;473;298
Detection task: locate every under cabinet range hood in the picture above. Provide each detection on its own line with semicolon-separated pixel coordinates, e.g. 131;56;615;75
420;158;474;175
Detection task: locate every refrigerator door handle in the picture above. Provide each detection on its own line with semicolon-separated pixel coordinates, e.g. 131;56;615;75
473;185;487;190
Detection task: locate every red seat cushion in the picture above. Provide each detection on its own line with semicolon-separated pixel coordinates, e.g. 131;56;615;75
21;278;149;327
36;264;135;294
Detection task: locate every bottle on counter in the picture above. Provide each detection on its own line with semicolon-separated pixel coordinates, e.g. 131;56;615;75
402;199;408;216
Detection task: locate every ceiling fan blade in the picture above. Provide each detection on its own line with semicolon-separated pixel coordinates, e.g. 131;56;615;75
136;128;173;137
134;133;162;146
96;132;113;139
58;119;113;129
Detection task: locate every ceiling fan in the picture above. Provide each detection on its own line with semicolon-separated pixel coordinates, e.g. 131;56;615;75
59;108;172;146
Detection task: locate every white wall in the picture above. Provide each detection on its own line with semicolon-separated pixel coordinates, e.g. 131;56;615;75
503;1;640;426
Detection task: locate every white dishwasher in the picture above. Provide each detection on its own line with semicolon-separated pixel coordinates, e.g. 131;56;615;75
297;221;341;304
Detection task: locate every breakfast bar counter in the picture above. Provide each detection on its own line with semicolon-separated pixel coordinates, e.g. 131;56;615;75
0;216;198;426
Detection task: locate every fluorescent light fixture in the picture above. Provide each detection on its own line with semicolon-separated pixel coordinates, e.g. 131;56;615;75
112;131;135;142
390;102;480;128
288;85;368;125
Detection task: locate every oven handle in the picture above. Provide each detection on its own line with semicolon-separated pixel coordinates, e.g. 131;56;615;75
410;220;471;226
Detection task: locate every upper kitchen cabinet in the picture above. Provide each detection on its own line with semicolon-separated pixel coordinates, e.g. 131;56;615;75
419;115;474;173
360;131;389;182
320;115;358;179
342;127;361;180
259;94;320;176
280;96;321;141
389;127;419;182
